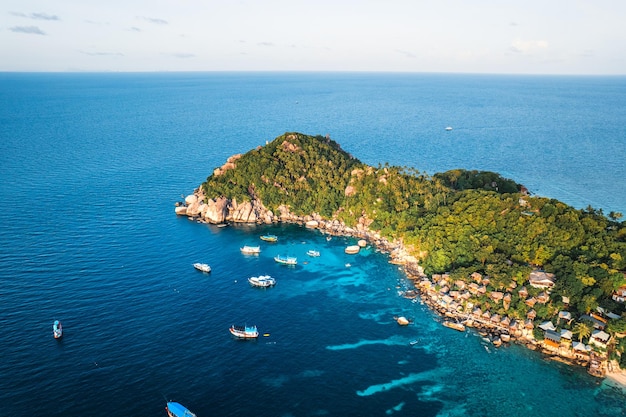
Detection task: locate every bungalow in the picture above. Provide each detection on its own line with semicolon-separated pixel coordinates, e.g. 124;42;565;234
529;271;556;289
526;309;537;319
590;330;611;348
544;330;561;344
525;297;537;307
560;329;573;340
579;314;607;330
470;272;482;283
612;285;626;303
518;286;528;298
454;280;466;290
558;311;572;321
536;292;550;304
468;283;480;294
539;321;557;331
524;319;534;329
490;291;504;302
572;341;590;352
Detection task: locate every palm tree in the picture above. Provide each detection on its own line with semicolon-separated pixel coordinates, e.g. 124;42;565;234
572;321;592;342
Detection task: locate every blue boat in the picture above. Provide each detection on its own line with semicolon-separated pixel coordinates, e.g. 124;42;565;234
166;401;196;417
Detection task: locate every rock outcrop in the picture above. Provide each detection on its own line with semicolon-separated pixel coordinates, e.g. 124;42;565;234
175;187;425;278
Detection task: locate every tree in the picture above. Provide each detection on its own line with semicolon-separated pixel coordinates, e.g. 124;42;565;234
572;321;592;342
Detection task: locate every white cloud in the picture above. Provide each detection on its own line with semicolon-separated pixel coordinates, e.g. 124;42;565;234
509;39;549;54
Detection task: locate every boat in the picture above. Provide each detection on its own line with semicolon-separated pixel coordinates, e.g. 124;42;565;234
345;245;360;254
274;255;297;265
260;234;278;242
443;321;466;332
306;249;320;257
445;126;453;131
248;275;276;287
229;324;259;339
166;401;197;417
396;316;410;326
193;263;211;273
240;245;261;254
53;320;63;339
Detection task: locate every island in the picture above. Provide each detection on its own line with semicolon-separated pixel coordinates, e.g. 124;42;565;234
176;132;626;382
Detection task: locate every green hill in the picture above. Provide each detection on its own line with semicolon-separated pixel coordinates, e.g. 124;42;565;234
200;132;626;346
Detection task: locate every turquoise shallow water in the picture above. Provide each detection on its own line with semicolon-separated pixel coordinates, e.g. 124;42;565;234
1;72;625;416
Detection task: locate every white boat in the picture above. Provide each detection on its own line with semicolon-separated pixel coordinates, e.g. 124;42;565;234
53;320;63;339
345;245;360;254
193;263;211;273
445;126;453;131
274;255;297;265
229;324;259;339
306;249;320;257
240;245;261;254
248;275;276;287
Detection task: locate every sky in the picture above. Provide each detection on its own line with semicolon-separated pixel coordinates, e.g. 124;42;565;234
2;0;626;74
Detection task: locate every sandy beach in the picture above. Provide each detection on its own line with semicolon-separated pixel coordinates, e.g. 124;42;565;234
604;367;626;392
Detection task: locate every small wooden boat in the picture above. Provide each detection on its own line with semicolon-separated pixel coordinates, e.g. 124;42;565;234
166;401;197;417
53;320;63;339
248;275;276;287
443;321;466;332
260;234;278;242
306;249;320;257
345;245;360;254
229;324;259;339
240;245;261;254
274;255;297;265
193;263;211;273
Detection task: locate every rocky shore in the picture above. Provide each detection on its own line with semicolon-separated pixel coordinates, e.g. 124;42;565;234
176;186;622;384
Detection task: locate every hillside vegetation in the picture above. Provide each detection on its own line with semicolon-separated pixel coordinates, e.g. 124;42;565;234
201;132;626;348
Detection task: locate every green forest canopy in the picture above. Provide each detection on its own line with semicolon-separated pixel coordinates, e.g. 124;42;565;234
202;132;626;328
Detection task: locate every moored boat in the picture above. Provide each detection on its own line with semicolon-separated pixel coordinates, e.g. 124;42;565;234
306;249;320;257
166;401;197;417
240;245;261;254
53;320;63;339
193;263;211;273
345;245;360;254
443;321;466;332
274;255;297;265
260;234;278;242
248;275;276;287
229;324;259;339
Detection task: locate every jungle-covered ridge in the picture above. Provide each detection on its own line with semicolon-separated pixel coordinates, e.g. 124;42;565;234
201;132;626;339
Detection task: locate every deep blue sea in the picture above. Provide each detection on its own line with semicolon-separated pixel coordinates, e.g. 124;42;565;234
1;72;625;417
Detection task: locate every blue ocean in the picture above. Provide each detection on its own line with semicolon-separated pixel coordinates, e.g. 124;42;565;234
1;72;625;417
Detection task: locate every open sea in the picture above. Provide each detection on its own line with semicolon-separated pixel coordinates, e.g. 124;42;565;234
1;72;625;417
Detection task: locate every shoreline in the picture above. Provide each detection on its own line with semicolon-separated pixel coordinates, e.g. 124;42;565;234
177;192;626;389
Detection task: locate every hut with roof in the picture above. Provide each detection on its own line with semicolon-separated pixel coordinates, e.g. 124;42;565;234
529;271;556;289
590;330;611;349
518;286;528;299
